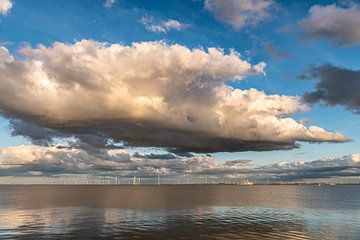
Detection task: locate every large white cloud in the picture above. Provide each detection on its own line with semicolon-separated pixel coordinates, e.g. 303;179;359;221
301;4;360;46
0;0;13;15
205;0;273;29
0;40;347;153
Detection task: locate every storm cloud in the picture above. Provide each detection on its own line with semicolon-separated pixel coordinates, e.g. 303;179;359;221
0;41;347;153
301;64;360;113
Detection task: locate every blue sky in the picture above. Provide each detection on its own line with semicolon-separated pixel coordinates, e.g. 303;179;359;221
0;0;359;182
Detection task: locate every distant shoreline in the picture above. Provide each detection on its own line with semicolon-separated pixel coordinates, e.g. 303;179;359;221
1;183;360;186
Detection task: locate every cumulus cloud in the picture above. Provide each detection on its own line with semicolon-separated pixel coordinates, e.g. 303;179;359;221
301;64;360;113
301;4;360;46
204;0;273;29
0;145;130;176
139;16;188;33
0;0;13;15
0;40;347;153
0;145;359;183
259;154;360;181
104;0;116;8
0;145;241;178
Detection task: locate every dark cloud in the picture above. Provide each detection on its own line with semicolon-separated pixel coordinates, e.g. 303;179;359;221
301;64;360;113
8;118;125;156
9;118;59;146
133;152;176;160
8;117;302;153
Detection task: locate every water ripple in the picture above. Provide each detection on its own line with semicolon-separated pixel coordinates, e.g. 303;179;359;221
0;185;360;239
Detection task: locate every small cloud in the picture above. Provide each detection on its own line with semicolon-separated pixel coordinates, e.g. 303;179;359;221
253;61;266;75
104;0;116;8
204;0;274;29
300;4;360;46
163;19;185;30
0;0;13;15
139;16;189;33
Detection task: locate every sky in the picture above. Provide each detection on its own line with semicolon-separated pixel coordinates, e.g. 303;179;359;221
0;0;359;184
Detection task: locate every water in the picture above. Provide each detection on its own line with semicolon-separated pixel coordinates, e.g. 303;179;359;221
0;185;359;239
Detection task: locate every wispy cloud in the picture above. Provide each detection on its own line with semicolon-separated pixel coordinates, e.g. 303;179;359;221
139;16;189;33
261;42;289;60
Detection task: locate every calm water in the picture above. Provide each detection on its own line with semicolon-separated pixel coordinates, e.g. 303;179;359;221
0;185;359;239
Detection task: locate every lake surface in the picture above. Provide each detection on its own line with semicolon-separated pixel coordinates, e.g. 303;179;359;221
0;185;359;239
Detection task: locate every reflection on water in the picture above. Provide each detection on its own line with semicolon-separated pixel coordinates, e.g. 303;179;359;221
0;185;360;239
